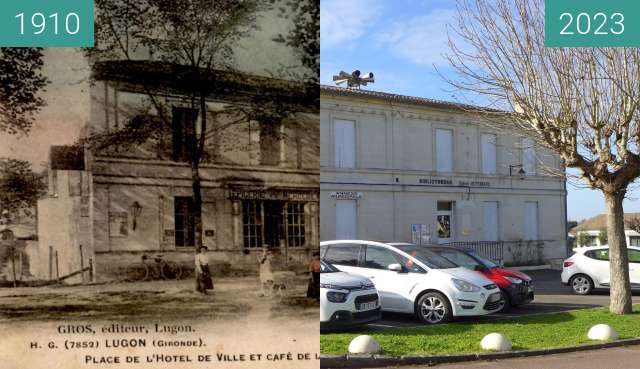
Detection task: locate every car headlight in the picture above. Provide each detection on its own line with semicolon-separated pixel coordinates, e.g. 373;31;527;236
320;283;341;289
452;278;481;293
504;277;523;284
326;291;348;303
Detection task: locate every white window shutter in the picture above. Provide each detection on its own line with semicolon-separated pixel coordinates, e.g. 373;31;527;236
336;200;357;239
481;134;497;174
483;201;498;241
523;138;536;175
524;202;539;240
436;129;453;173
334;119;355;168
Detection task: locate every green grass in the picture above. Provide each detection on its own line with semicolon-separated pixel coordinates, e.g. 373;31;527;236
321;305;640;356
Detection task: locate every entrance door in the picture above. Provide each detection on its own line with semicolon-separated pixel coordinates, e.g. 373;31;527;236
175;197;196;247
336;200;357;239
263;201;284;248
437;201;453;244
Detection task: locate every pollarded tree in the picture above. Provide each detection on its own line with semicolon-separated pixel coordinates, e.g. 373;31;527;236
0;48;49;135
446;0;640;314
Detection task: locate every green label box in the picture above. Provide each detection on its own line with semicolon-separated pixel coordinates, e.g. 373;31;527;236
545;0;640;47
0;0;93;47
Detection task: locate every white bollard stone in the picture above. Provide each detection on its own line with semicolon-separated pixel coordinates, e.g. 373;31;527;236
588;324;619;341
480;333;512;351
348;335;381;354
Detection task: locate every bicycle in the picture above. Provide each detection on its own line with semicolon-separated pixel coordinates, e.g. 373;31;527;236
125;254;183;282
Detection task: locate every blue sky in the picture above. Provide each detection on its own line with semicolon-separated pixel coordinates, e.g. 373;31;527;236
320;0;640;222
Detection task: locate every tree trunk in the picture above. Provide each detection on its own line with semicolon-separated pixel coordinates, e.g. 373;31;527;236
191;163;203;250
605;190;632;314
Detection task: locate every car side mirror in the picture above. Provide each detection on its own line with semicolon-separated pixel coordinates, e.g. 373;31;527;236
388;263;403;272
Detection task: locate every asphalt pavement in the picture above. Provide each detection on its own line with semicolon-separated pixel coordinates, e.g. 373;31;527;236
355;269;640;331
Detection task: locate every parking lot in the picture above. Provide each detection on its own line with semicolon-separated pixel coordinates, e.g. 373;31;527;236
348;269;640;331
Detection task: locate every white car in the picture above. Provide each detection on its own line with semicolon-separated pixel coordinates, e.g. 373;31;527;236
562;245;640;294
320;240;503;324
320;260;382;330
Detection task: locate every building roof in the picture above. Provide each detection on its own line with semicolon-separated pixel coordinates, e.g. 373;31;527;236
570;213;640;234
320;85;505;114
92;60;318;112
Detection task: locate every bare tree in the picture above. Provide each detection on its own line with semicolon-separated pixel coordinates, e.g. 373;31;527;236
626;217;640;234
445;0;640;314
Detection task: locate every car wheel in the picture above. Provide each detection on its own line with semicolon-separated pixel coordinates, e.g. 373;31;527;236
416;292;452;324
499;290;511;313
570;274;594;295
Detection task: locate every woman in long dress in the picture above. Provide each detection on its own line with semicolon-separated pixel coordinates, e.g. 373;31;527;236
259;248;275;297
195;246;213;294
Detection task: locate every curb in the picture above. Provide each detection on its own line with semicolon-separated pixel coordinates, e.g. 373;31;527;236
320;337;640;369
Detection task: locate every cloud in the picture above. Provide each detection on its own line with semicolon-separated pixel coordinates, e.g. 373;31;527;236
375;8;463;67
321;0;382;49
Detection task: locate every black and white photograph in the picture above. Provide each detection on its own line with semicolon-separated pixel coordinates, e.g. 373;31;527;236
0;1;319;368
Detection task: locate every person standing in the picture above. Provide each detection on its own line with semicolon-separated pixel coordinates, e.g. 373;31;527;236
259;247;275;297
195;246;213;294
307;251;320;300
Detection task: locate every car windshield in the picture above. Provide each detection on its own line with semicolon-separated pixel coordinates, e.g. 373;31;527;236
467;250;498;269
320;260;339;273
393;245;458;269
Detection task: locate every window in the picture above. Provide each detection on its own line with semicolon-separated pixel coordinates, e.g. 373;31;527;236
175;197;196;247
483;201;499;241
260;123;281;166
436;128;453;173
630;236;640;247
437;201;453;242
334;119;355;168
284;203;305;247
586;249;609;261
336;200;357;239
434;249;484;271
629;249;640;263
172;107;198;162
364;246;399;270
242;201;263;248
481;133;497;174
324;244;361;266
524;201;539;240
522;138;536;175
242;201;307;248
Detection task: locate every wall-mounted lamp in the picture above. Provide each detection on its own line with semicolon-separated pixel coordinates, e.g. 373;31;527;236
130;201;143;231
509;164;526;180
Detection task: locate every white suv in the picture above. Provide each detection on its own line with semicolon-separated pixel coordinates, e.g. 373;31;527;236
562;245;640;294
320;240;503;324
320;260;381;330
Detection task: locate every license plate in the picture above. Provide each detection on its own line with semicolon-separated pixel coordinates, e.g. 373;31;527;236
489;293;501;302
358;301;377;311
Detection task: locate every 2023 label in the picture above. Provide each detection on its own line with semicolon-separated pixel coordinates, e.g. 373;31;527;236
546;0;639;47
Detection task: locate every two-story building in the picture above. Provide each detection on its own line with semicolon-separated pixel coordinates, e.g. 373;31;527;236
320;85;568;265
36;61;319;282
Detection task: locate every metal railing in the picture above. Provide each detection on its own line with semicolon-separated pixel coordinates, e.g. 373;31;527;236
441;240;546;266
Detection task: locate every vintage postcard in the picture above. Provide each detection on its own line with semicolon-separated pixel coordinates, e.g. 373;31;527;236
0;1;319;368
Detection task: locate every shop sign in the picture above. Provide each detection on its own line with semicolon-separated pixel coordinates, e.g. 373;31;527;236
418;178;491;187
228;189;318;202
329;191;362;200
